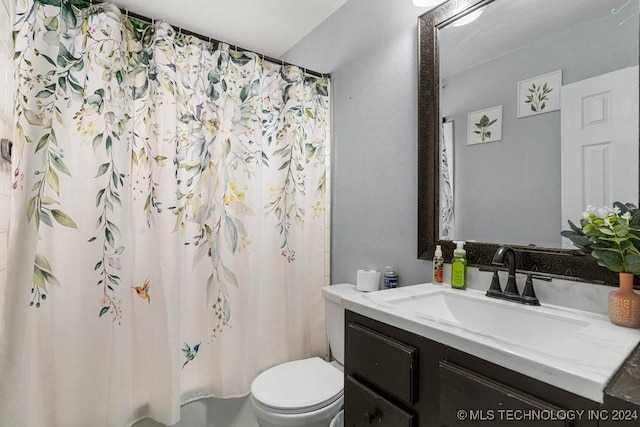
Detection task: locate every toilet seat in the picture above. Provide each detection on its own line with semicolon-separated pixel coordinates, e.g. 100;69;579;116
251;357;344;414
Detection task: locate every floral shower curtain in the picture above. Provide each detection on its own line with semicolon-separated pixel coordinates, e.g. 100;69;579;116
0;1;330;426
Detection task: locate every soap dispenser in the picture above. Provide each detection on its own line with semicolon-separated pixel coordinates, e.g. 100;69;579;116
451;241;467;290
433;245;444;284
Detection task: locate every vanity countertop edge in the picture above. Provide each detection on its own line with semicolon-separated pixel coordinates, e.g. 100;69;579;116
604;343;640;407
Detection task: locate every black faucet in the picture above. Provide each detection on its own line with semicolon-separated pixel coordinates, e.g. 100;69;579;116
487;246;540;306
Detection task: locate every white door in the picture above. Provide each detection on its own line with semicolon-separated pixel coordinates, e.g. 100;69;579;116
561;66;639;240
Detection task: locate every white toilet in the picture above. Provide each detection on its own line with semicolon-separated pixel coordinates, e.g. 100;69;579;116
250;283;358;427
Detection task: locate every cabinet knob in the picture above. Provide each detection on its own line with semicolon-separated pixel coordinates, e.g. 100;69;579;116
364;408;383;423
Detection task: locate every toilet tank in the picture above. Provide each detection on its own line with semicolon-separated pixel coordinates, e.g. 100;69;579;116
321;283;359;365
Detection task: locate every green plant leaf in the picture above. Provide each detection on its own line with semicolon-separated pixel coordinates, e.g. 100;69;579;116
626;254;640;273
24;110;43;125
96;163;110;177
99;306;109;317
37;0;61;5
46;168;60;196
51;155;71;176
27;197;37;221
223;265;239;287
317;82;328;96
598;250;624;270
44;16;59;31
278;160;290;171
92;133;103;150
40;210;53;227
35;90;53;98
61;1;76;27
35;134;50;153
35;254;53;272
223;299;231;323
42;270;60;287
240;85;249;102
560;230;592;248
566;220;584;234
96;188;105;206
33;267;46;290
51;209;77;228
598;227;614;235
225;216;238;254
105;227;115;248
615;223;629;237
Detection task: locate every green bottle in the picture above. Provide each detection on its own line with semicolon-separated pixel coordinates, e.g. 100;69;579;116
451;241;467;290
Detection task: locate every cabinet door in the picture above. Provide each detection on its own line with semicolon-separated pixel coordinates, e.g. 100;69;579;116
346;322;417;404
345;376;415;427
439;361;571;427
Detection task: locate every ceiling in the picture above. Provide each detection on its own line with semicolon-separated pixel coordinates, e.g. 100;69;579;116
111;0;350;58
439;0;625;79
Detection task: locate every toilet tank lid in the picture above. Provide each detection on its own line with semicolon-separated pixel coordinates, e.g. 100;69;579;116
322;283;359;304
251;357;343;412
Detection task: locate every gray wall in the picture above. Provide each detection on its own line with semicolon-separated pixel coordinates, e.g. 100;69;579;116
441;14;638;248
282;0;432;286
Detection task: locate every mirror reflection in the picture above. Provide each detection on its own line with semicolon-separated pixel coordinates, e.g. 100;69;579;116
438;0;639;249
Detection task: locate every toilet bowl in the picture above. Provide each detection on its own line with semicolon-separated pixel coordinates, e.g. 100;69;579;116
250;284;359;427
250;357;344;427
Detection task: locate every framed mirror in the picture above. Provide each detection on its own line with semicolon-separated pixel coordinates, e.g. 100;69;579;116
418;0;640;285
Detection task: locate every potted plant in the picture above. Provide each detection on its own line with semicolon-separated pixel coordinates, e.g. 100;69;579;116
561;202;640;327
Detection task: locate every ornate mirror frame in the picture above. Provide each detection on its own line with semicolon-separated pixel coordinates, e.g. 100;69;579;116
417;0;640;286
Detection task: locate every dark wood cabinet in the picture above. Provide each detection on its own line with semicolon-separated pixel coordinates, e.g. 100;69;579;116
347;323;417;405
344;310;601;427
345;376;415;427
439;361;570;427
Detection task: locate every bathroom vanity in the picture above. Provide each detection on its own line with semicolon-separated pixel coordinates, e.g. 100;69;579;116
341;284;640;426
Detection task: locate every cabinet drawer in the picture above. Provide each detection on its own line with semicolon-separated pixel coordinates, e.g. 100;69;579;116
345;375;415;427
439;361;571;427
346;323;417;404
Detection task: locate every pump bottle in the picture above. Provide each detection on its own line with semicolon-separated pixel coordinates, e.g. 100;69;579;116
433;245;444;284
451;241;467;290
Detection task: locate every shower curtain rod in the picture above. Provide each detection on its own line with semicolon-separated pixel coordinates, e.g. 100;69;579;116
82;0;329;79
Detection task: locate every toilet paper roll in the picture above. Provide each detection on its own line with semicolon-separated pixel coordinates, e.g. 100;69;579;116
356;270;381;292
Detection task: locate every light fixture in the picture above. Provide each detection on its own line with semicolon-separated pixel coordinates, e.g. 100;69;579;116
412;0;446;8
451;8;485;27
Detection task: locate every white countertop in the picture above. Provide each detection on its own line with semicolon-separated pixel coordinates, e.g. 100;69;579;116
338;283;640;403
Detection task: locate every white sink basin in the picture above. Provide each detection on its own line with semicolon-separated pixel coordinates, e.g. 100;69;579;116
342;283;640;403
370;287;589;354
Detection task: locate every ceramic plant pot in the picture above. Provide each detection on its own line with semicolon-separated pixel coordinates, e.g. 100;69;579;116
608;272;640;328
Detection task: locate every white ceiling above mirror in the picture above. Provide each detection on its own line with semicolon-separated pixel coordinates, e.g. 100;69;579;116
439;0;623;79
437;0;639;249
